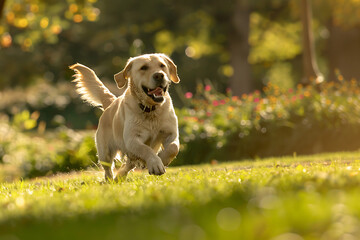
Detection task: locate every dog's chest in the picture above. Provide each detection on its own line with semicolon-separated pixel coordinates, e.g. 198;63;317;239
144;124;164;146
138;115;166;146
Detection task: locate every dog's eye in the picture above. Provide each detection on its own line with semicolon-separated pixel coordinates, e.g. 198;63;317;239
160;63;165;68
140;65;148;71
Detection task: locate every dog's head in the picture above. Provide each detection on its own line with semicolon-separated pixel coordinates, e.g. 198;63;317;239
114;53;180;105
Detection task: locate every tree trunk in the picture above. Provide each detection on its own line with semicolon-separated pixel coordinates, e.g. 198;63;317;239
327;23;360;82
0;0;5;20
229;0;252;96
300;0;323;85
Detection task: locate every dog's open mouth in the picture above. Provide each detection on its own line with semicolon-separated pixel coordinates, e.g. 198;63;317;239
142;86;167;102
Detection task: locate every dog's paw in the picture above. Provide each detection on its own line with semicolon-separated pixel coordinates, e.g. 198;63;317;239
148;159;166;175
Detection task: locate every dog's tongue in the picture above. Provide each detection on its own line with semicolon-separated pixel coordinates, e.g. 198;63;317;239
148;87;163;96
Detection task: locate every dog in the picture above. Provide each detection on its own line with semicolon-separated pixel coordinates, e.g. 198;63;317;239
70;53;180;180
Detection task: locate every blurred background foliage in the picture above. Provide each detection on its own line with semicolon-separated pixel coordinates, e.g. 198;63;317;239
1;0;360;180
1;0;360;93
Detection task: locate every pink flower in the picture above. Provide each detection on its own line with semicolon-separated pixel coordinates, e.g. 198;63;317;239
212;100;219;106
219;99;226;105
205;85;211;91
185;92;193;99
288;88;294;93
254;98;260;103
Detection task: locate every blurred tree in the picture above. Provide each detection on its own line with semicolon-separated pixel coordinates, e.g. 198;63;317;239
327;24;360;82
0;0;302;95
300;0;323;85
312;0;360;82
0;0;5;19
228;0;252;96
0;0;99;88
1;0;360;96
180;0;253;95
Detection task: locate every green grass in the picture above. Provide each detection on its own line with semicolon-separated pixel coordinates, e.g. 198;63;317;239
2;152;360;240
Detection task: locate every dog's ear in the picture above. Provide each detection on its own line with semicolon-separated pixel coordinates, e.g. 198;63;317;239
114;59;133;89
161;55;180;84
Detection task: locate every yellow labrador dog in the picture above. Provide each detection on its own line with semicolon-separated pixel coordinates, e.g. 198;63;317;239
70;53;180;180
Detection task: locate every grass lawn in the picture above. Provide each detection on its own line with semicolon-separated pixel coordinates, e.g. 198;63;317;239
1;151;360;240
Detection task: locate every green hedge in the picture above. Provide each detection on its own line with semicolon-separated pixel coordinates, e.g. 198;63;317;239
0;116;97;181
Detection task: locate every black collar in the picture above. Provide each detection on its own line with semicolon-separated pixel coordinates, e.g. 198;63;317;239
139;103;156;112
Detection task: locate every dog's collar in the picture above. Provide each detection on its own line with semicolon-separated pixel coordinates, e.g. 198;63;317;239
139;103;156;113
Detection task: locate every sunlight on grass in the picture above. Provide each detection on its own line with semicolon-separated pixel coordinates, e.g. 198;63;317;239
1;152;360;240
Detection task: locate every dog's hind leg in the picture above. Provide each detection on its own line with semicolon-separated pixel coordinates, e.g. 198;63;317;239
114;157;135;181
99;150;116;181
96;138;116;181
95;120;118;181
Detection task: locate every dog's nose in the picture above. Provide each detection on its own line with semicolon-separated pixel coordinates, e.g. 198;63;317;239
153;72;164;82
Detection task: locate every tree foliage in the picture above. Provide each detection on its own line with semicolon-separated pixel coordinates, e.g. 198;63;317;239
0;0;359;94
1;0;99;49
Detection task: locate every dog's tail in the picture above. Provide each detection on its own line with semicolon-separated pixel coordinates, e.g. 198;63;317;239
70;63;117;110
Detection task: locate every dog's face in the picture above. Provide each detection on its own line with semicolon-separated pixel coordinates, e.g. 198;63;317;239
114;54;180;105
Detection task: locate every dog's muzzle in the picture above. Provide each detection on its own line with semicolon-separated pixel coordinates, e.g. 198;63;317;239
142;85;168;103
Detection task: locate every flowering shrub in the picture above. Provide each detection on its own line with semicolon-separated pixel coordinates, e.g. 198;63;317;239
175;80;360;165
2;80;360;179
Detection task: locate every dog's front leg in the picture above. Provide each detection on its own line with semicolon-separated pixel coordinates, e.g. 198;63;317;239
158;133;179;167
126;139;165;175
124;131;166;175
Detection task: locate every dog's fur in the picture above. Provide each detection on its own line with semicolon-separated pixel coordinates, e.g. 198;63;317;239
70;53;180;180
